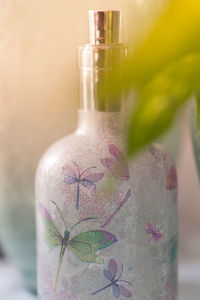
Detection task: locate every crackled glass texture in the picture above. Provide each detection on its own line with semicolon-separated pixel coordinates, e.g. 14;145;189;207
36;111;178;300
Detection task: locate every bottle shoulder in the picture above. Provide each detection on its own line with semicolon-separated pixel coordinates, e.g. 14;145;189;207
36;132;77;177
131;142;177;192
36;129;176;182
135;142;176;175
147;142;176;166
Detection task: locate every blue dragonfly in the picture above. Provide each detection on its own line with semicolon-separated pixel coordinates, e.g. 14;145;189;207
63;161;104;210
92;259;132;298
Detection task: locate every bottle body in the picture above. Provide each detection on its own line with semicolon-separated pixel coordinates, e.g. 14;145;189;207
36;111;177;300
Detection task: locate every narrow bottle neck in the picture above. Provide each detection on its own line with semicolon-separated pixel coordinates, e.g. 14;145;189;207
78;44;129;112
77;42;129;134
76;110;123;136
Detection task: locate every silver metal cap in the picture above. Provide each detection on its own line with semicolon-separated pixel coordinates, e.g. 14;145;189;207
89;10;121;44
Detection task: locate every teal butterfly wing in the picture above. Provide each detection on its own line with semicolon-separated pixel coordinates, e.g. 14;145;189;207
68;230;117;263
39;203;63;248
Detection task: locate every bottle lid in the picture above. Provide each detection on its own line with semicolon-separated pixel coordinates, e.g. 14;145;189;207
89;10;121;45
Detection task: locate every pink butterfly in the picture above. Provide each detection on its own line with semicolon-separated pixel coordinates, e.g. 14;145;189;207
146;223;163;242
101;143;130;180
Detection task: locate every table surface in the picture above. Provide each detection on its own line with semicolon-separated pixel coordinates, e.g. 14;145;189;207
0;260;200;300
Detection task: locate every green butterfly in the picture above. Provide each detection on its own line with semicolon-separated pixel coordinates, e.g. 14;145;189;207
40;201;117;291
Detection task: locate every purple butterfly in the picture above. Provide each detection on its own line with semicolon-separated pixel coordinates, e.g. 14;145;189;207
92;259;132;298
146;223;164;242
101;143;130;180
63;161;104;210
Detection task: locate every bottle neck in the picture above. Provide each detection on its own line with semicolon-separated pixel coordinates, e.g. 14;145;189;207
77;40;129;135
78;44;129;112
76;110;123;136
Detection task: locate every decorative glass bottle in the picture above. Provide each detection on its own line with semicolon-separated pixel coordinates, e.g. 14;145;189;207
36;10;178;300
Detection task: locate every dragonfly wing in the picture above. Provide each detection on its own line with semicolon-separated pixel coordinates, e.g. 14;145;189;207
101;158;129;180
68;239;104;264
62;165;77;178
109;144;125;162
68;239;93;254
64;176;77;185
118;285;132;298
112;284;120;298
39;203;63;248
103;269;113;281
166;166;177;190
83;173;104;182
101;158;116;173
81;179;96;189
108;259;118;279
169;236;178;264
109;144;130;180
70;230;117;252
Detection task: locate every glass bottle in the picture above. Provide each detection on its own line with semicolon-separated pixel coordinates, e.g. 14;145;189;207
36;10;178;300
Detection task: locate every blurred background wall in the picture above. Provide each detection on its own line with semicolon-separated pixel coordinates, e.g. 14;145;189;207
0;0;199;294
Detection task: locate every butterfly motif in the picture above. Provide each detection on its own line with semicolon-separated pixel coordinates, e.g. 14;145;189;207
40;201;117;291
101;143;130;180
92;259;132;298
146;222;164;242
166;166;177;190
63;161;104;209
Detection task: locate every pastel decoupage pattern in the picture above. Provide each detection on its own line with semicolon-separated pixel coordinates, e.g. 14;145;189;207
36;136;177;300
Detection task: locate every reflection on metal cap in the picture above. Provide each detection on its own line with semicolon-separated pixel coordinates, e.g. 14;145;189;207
89;10;121;44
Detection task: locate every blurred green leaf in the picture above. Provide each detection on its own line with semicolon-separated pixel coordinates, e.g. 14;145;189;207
127;53;200;157
106;0;200;157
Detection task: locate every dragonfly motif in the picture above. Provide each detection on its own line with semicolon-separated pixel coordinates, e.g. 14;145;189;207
101;143;130;180
63;161;104;209
40;201;117;291
101;189;131;228
166;166;177;190
92;259;132;298
146;222;164;242
168;236;178;264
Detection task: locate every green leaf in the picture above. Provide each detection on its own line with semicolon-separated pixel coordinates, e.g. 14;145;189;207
126;53;200;157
